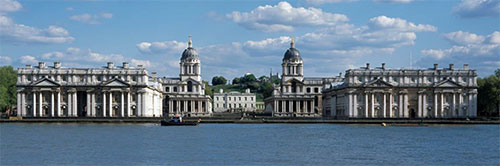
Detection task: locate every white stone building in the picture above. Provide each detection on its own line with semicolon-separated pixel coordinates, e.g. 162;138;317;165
158;37;212;117
213;89;256;112
16;62;164;118
322;63;478;119
264;39;342;117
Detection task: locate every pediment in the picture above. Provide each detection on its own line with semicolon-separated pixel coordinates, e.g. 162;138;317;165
284;78;304;85
32;78;60;87
435;79;461;88
181;78;201;85
102;78;129;87
365;79;392;87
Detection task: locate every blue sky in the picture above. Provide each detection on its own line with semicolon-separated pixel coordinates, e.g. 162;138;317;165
0;0;499;82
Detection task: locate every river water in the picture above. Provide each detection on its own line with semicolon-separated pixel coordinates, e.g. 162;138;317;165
0;123;499;165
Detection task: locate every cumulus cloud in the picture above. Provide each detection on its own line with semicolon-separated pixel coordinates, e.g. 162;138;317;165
226;1;348;32
70;13;113;24
20;55;37;64
0;56;12;65
0;0;21;14
443;31;485;45
0;1;74;44
136;41;187;54
419;31;500;76
306;0;412;5
42;51;64;59
453;0;500;18
372;0;413;3
368;16;437;32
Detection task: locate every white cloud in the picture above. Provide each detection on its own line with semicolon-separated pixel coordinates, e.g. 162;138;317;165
70;13;113;24
20;55;37;64
368;16;437;32
0;56;12;65
453;0;500;18
0;0;22;14
419;31;499;76
66;7;74;11
0;15;75;44
130;59;152;68
443;31;485;45
136;41;187;54
226;1;348;32
42;51;64;59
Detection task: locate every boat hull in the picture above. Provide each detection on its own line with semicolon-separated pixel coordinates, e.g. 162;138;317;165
160;120;199;126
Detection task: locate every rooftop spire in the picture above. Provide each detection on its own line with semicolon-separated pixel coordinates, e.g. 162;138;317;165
188;35;192;48
290;36;295;48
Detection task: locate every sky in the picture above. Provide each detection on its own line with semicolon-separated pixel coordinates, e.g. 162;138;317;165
0;0;499;82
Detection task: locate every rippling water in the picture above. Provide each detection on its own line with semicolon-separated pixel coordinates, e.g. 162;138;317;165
1;123;499;165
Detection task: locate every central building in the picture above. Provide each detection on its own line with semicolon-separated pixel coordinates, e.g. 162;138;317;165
159;37;212;117
264;39;342;117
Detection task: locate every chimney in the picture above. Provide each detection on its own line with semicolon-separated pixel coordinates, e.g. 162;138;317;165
464;64;469;70
123;62;129;69
246;88;250;93
137;65;143;68
25;64;32;68
366;63;370;69
54;62;61;69
151;72;157;78
382;63;386;70
433;64;438;70
38;62;46;68
219;89;223;93
107;62;114;69
449;64;454;70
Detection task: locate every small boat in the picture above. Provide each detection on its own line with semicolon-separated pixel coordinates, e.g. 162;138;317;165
160;117;200;126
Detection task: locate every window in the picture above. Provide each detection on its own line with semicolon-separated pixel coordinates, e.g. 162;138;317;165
187;81;193;92
462;77;468;83
357;76;363;82
393;94;398;103
314;88;319;93
245;97;247;101
251;97;253;101
27;75;32;81
132;76;137;81
306;88;311;93
97;76;102;81
291;82;297;93
239;97;241;101
165;87;170;92
427;77;432;83
80;75;85;82
173;87;178;92
411;77;416;83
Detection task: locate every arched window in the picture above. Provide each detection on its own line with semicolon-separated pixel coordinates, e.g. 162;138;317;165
187;81;193;92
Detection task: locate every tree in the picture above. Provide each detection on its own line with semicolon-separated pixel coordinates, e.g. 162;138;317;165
241;74;257;84
203;81;213;97
259;82;275;99
477;68;500;117
211;76;227;86
232;77;241;85
0;66;17;112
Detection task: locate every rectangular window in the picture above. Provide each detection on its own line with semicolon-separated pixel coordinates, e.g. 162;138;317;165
307;88;311;93
173;87;178;92
314;88;319;93
165;87;170;92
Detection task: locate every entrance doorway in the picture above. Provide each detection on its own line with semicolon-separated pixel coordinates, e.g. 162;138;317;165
77;91;87;117
409;108;416;118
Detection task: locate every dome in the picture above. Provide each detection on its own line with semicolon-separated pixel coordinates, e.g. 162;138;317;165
181;36;199;60
283;47;301;61
181;47;199;60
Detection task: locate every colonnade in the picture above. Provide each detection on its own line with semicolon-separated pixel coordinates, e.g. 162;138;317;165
272;99;316;116
168;99;209;116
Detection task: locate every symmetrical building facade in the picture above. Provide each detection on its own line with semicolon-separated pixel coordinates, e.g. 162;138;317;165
213;89;256;112
158;37;212;117
264;39;343;117
16;62;163;118
322;63;478;118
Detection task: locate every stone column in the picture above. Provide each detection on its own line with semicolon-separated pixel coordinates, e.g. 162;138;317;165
399;94;403;118
353;94;357;118
418;93;422;118
109;92;113;117
103;92;107;117
17;92;21;117
434;93;438;118
423;94;427;118
51;92;54;117
404;93;408;118
365;93;368;118
86;93;90;117
348;94;353;117
458;93;463;117
289;100;292;113
440;93;444;118
121;92;124;117
371;93;375;118
468;94;472;117
91;93;96;117
57;92;61;117
21;93;26;116
33;92;37;117
389;93;393;118
473;93;477;117
127;92;131;117
452;93;456;117
311;99;314;114
383;93;386;118
67;93;71;117
74;92;77;117
39;92;42;117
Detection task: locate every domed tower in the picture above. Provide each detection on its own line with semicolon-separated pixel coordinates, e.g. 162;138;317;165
281;37;304;82
180;36;201;82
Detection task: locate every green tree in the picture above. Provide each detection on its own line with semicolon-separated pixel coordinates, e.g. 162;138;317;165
232;77;241;85
0;66;17;112
211;76;227;86
241;74;257;84
477;68;500;117
259;82;275;99
203;81;213;97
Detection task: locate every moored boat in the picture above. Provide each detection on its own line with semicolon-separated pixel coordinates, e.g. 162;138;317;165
160;116;200;126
